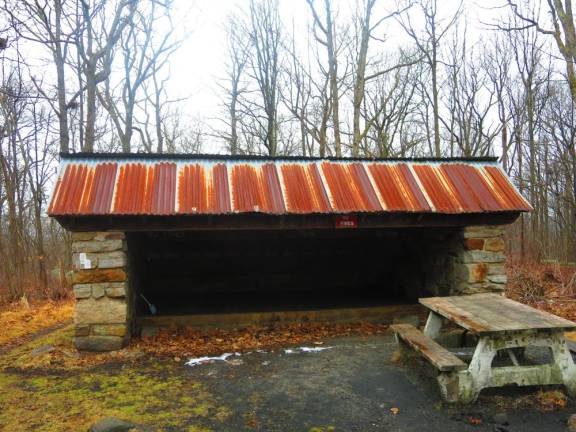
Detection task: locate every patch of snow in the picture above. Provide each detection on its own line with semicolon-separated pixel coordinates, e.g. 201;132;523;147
283;346;333;354
185;352;240;367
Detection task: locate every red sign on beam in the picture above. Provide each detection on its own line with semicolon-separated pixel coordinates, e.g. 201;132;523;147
335;215;358;229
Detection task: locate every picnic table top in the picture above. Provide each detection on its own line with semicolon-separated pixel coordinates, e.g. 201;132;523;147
419;293;576;335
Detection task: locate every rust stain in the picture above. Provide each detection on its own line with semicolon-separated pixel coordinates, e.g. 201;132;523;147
113;163;151;214
281;164;331;213
50;164;91;215
230;164;284;213
148;162;176;214
321;162;381;212
178;163;231;214
79;163;117;214
441;164;482;212
48;158;531;217
483;166;532;210
464;238;485;250
412;165;462;213
368;164;430;211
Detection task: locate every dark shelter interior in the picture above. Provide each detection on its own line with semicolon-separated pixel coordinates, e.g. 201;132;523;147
128;227;463;317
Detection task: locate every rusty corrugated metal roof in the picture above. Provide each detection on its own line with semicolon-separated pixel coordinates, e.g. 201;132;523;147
47;154;532;217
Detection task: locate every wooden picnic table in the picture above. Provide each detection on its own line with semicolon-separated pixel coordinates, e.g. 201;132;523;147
393;293;576;403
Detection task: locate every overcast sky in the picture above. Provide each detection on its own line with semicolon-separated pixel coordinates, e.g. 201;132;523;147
166;0;507;147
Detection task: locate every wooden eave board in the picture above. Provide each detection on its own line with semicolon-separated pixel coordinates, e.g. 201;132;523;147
391;324;467;371
419;294;576;335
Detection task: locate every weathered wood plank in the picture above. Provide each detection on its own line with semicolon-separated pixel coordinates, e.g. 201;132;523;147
391;323;468;372
419;294;576;334
138;303;427;330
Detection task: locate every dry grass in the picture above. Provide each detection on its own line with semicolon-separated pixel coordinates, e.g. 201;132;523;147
0;299;74;348
506;262;576;321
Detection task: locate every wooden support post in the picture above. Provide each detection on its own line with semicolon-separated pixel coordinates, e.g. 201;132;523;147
423;311;443;340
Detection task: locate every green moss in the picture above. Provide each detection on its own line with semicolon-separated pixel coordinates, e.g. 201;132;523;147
0;325;75;370
0;363;231;431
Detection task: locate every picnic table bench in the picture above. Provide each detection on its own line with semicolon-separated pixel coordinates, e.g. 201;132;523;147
391;293;576;403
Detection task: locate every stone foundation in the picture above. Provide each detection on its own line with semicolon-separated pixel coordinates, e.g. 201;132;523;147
453;225;507;295
69;225;509;351
72;231;130;351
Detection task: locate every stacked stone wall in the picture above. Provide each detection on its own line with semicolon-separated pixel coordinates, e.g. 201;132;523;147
453;225;507;295
72;231;129;351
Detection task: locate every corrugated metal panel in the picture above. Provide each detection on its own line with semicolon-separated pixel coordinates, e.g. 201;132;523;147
178;163;231;214
80;163;117;214
47;156;532;216
113;162;176;215
367;163;430;212
49;164;91;215
280;164;332;213
149;162;176;214
412;165;462;213
230;163;285;213
320;162;382;212
482;166;533;210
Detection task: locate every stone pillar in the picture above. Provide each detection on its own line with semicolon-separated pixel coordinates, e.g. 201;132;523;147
454;225;507;295
71;231;130;351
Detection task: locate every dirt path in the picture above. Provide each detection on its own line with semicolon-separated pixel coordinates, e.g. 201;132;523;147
0;319;72;355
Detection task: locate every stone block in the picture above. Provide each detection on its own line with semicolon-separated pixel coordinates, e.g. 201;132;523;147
464;238;484;250
97;251;126;269
484;237;505;252
463;226;505;239
105;282;126;298
461;281;506;294
71;232;96;241
75;324;91;337
461;251;505;264
72;252;98;270
74;336;124;351
487;264;505;275
464;263;488;283
72;268;127;284
91;284;106;299
89;417;153;432
72;239;123;253
488;274;508;284
75;297;127;325
73;284;92;299
94;232;125;241
92;324;127;337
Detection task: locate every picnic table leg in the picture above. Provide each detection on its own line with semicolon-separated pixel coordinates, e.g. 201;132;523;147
438;336;495;404
423;311;443;339
549;332;576;397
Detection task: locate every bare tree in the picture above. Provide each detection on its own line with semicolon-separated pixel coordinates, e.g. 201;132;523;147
397;0;462;156
236;0;284;156
98;0;179;152
306;0;343;156
506;0;576;103
74;0;136;152
219;14;250;155
2;0;75;153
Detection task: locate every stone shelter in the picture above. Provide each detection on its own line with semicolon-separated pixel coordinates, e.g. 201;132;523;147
48;153;531;351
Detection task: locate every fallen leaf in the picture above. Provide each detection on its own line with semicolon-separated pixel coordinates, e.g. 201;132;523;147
467;416;482;425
